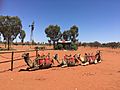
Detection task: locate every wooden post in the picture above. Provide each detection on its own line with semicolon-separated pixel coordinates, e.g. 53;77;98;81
36;49;38;57
11;52;14;71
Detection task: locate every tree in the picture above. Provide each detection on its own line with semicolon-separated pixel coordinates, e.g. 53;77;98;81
70;25;79;42
0;16;22;50
19;30;26;43
45;25;62;49
82;42;87;48
93;41;101;48
62;30;71;41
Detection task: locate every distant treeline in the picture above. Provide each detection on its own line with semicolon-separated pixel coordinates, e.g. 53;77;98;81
79;41;120;49
0;41;49;46
1;41;120;49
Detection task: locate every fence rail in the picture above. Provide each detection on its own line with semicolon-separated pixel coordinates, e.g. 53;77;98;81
0;49;39;71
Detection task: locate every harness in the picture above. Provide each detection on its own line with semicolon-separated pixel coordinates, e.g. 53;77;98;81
38;57;52;65
38;59;44;65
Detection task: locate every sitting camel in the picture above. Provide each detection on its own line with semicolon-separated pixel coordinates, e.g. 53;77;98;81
77;50;102;66
53;54;79;67
22;53;53;71
76;53;89;66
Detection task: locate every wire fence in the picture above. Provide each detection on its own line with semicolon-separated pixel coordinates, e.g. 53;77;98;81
0;49;39;72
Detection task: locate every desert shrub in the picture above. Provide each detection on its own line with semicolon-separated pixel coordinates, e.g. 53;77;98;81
64;45;69;50
57;44;63;50
71;43;78;50
55;45;58;50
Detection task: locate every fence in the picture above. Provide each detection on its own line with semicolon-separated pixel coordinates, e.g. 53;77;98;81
0;49;39;72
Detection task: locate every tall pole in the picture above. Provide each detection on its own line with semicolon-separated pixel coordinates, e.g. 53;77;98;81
11;51;14;71
29;21;34;44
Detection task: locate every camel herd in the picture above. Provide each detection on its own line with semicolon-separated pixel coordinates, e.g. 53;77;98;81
21;50;102;71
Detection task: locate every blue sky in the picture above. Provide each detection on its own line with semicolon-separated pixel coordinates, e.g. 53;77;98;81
0;0;120;43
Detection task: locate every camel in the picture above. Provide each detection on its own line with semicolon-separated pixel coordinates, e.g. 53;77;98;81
77;50;102;66
78;54;90;66
22;53;53;71
53;54;79;68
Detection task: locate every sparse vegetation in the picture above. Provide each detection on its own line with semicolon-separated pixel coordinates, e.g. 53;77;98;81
71;43;78;50
81;41;120;49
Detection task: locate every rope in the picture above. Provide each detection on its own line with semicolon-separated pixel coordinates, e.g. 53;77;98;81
0;54;21;59
0;54;11;59
0;55;36;64
0;49;37;54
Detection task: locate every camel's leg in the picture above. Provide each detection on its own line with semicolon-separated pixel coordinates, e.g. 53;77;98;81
81;62;87;66
85;62;89;65
68;62;76;67
33;61;39;67
98;60;101;63
81;61;89;66
29;59;40;71
52;58;62;65
61;60;68;68
51;59;54;65
94;60;98;64
26;60;39;71
75;58;80;65
56;59;61;65
25;59;34;68
29;66;39;71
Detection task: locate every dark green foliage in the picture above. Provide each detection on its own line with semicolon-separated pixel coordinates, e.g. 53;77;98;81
102;42;120;49
45;25;79;50
64;45;69;50
88;41;101;48
70;25;79;42
62;25;79;42
71;43;78;50
45;25;62;49
57;44;63;50
45;25;61;41
63;30;71;41
54;44;63;50
0;16;22;50
19;30;26;43
81;42;87;47
81;41;120;49
55;45;58;50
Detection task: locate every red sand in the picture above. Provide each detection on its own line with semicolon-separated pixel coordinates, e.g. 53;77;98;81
0;46;120;90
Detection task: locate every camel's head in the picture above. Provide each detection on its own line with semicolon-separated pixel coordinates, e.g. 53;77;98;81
96;50;101;55
22;53;29;58
77;54;81;58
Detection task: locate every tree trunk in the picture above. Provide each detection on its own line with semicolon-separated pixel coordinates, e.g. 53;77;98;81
4;41;7;48
53;41;55;49
7;38;10;50
22;39;24;43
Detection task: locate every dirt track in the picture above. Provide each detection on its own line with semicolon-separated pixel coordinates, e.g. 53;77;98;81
0;46;120;90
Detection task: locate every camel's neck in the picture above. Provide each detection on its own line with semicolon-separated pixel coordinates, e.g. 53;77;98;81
96;54;100;60
23;56;33;68
80;56;84;61
24;56;30;62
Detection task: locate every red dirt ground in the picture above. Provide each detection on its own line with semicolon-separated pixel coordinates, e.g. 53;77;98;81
0;45;120;90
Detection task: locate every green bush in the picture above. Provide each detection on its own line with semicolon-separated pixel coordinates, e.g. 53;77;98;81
55;45;58;50
57;44;63;50
64;45;69;50
71;43;78;50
